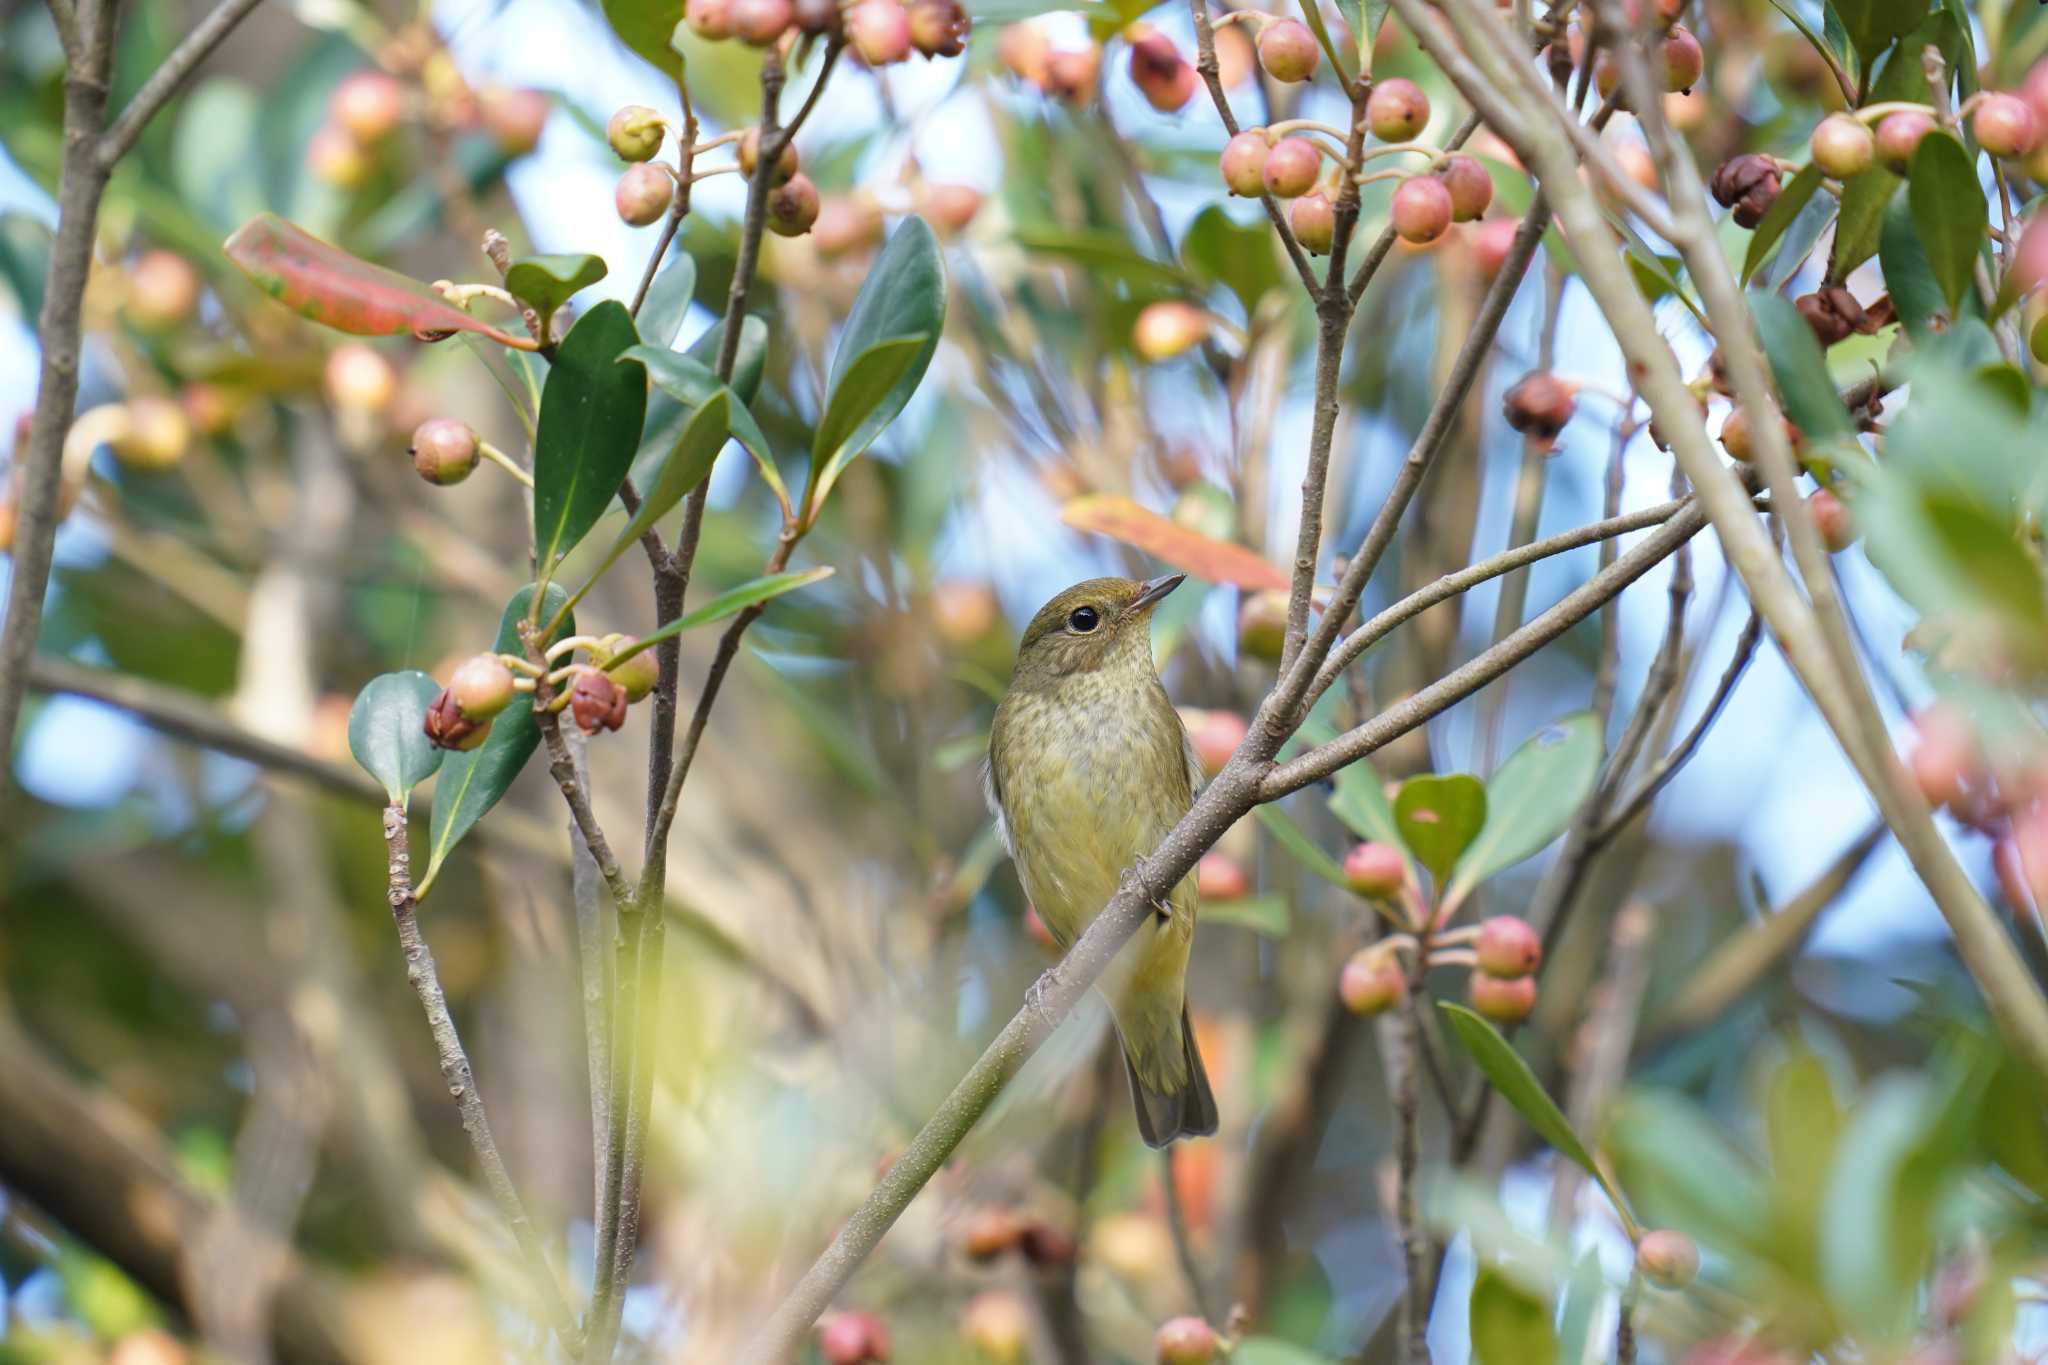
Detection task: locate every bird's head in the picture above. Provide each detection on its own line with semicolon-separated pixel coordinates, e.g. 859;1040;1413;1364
1012;574;1185;686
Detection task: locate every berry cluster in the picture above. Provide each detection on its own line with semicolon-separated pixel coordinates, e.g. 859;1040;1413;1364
311;66;549;192
421;634;660;752
682;0;968;63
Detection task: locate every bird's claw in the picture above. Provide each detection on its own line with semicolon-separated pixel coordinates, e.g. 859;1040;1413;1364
1128;855;1172;924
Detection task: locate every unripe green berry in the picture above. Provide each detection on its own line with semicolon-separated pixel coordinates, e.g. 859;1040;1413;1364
607;105;665;162
1809;113;1874;177
739;127;800;184
600;638;661;701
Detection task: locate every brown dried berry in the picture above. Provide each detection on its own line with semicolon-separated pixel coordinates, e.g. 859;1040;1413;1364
1795;286;1875;348
1502;371;1577;441
569;669;629;734
1709;153;1780;229
423;690;491;750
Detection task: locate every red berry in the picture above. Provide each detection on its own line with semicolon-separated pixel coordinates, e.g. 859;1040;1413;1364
1343;842;1405;897
1154;1316;1219;1364
1709;153;1781;228
449;654;517;719
126;250;201;332
819;1311;892;1364
1974;92;2040;160
1470;216;1519;276
847;0;911;64
1133;301;1209;361
1875;111;1935;174
570;669;629;735
1809;487;1855;552
1469;971;1537;1024
1636;1229;1700;1288
410;417;480;485
1291;191;1337;254
1339;949;1406;1015
1662;26;1702;92
907;0;968;57
1367;77;1429;140
1391;175;1453;243
1219;130;1270;196
1438;154;1493;221
1474;916;1542;979
1262;136;1321;197
1196;852;1250;901
685;0;734;38
615;163;674;226
767;174;821;236
1257;18;1319;83
1128;26;1196;113
1809;113;1874;178
731;0;794;45
331;70;405;143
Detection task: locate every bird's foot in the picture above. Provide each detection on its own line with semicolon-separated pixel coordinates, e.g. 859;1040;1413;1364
1127;855;1173;925
1023;973;1053;1015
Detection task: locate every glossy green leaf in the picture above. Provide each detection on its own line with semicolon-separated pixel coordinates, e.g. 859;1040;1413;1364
1447;712;1603;903
1907;132;1986;318
1293;0;1356;84
1470;1267;1557;1365
804;216;946;520
1181;204;1287;317
1327;752;1407;856
1231;1339;1336;1365
1828;167;1897;281
1013;226;1194;290
504;253;608;326
224;213;533;347
1254;804;1349;889
570;389;731;611
347;670;444;805
1440;1005;1606;1187
602;0;683;78
1393;773;1485;888
1202;892;1291;936
172;79;265;234
1769;0;1853;95
1831;0;1929;72
689;313;770;403
1751;291;1854;439
1605;1089;1769;1257
638;253;697;349
1741;163;1825;287
805;335;929;519
1879;190;1946;335
628;344;787;510
420;583;576;896
1763;1045;1844;1274
1765;180;1842;292
602;567;836;668
533;300;647;576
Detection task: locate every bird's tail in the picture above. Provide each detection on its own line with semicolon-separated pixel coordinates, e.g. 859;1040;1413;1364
1119;1006;1219;1148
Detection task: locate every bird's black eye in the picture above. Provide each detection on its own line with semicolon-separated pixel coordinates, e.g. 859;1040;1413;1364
1067;605;1101;633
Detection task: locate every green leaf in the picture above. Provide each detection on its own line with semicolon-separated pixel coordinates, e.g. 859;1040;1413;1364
1751;290;1854;439
805;335;929;518
1764;179;1841;292
347;670;444;804
1254;804;1350;889
571;389;732;610
1231;1339;1337;1365
1013;225;1194;290
1292;0;1356;84
0;212;53;322
1906;132;1986;318
686;313;769;402
1447;712;1603;903
629;344;787;510
1831;0;1929;74
803;216;946;520
1392;774;1486;888
1879;190;1947;335
1439;1004;1604;1184
1328;757;1403;851
504;253;608;326
1203;892;1291;936
532;300;647;576
1469;1267;1558;1365
602;567;835;668
1828;167;1898;281
171;79;265;234
1605;1089;1770;1258
1554;1253;1607;1365
1770;0;1854;93
602;0;683;78
1181;204;1287;317
420;583;576;896
1741;162;1825;287
638;253;697;349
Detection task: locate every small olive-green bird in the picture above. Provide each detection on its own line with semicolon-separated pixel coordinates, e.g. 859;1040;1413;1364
985;573;1218;1147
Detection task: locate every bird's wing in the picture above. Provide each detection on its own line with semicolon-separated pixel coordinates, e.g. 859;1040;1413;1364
1169;690;1203;797
983;710;1014;858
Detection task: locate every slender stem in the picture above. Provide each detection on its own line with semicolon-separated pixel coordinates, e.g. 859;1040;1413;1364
1597;609;1762;840
568;736;614;1233
95;0;266;167
1189;0;1319;294
1159;1148;1218;1324
379;806;580;1351
478;441;535;488
1394;960;1431;1364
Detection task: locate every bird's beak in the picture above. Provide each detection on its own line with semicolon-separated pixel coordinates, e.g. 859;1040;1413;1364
1132;573;1186;611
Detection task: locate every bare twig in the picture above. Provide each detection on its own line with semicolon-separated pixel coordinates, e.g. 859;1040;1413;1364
96;0;266;167
379;806;579;1351
1159;1149;1218;1324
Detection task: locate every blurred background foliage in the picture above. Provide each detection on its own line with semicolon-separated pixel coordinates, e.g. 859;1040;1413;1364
1;0;2048;1358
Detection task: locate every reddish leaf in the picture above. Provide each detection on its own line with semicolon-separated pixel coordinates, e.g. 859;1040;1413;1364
1061;494;1289;592
224;213;534;348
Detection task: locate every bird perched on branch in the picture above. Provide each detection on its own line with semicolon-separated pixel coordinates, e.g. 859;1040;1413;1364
985;573;1218;1146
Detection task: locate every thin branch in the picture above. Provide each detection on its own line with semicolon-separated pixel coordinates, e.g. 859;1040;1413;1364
45;0;80;60
1159;1148;1218;1324
1188;0;1319;294
1596;609;1762;840
97;0;267;167
378;805;580;1352
1393;965;1432;1365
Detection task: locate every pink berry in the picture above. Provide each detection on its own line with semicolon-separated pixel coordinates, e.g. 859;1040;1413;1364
1154;1315;1219;1364
731;0;793;45
615;163;674;226
1438;154;1493;221
1662;25;1702;92
1128;26;1196;113
1219;130;1270;196
1262;136;1321;197
907;0;968;56
1809;113;1873;178
1343;842;1405;897
1470;216;1519;276
1291;190;1336;254
685;0;734;38
1043;45;1101;102
1196;852;1250;901
1470;971;1537;1024
1474;916;1542;979
1909;704;1978;811
847;0;911;64
410;417;480;485
1391;175;1453;243
2013;212;2048;296
1367;77;1429;141
819;1311;892;1363
766;174;821;236
1339;950;1406;1015
1974;92;2040;160
1875;111;1936;174
449;654;517;719
1185;709;1248;777
330;70;404;144
1636;1229;1700;1288
1257;18;1319;83
1809;487;1855;552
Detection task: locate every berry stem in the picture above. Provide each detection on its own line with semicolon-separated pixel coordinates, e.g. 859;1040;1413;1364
1354;140;1442;165
476;439;535;488
1851;99;1937;124
1266;117;1354;142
